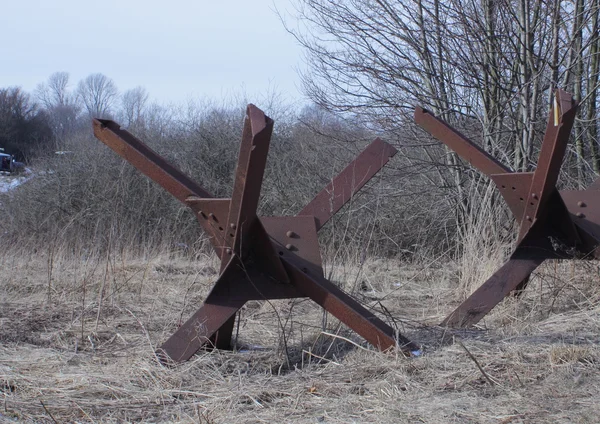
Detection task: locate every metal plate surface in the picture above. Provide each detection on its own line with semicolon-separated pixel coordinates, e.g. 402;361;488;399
518;91;577;241
490;172;533;221
261;215;324;277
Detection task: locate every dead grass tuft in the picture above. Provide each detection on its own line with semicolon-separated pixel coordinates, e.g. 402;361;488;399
549;345;595;366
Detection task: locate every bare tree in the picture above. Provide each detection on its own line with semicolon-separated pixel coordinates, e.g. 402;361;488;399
76;73;118;119
120;86;149;129
288;0;600;175
586;0;600;174
35;72;72;109
35;72;81;144
282;0;600;259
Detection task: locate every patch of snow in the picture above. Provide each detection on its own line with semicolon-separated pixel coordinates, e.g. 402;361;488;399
0;172;34;193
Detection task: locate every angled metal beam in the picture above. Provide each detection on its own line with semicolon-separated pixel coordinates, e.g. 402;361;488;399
414;107;511;176
92;119;212;201
518;90;578;241
225;105;273;256
441;249;545;327
216;106;288;284
282;256;419;353
299;138;398;230
160;257;304;361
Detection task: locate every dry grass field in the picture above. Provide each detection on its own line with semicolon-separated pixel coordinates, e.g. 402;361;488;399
1;246;600;423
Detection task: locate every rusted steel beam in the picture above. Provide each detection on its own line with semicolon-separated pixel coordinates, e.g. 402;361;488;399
92;119;212;201
282;256;419;353
225;105;273;261
414;108;510;176
93;119;227;255
161;297;245;362
441;248;546;327
160;258;304;362
298;138;398;230
517;90;577;242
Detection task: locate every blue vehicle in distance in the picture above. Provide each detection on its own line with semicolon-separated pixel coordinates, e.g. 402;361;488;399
0;150;25;174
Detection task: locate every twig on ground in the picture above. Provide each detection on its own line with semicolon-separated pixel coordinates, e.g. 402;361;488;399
40;400;59;424
320;331;375;354
455;338;498;386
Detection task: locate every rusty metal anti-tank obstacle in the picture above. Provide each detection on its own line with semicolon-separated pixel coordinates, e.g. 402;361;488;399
92;104;420;362
415;89;600;328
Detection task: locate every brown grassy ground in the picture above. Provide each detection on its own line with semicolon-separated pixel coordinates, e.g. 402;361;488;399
1;249;600;423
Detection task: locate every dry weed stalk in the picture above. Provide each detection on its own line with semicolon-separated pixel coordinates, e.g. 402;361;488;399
455;179;514;299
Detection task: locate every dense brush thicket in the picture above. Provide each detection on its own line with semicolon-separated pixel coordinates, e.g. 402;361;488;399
3;101;458;259
1;92;593;263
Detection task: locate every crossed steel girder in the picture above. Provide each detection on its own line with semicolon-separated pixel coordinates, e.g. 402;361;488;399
92;104;419;362
415;89;600;327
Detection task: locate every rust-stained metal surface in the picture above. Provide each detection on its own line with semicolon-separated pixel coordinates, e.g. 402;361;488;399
414;108;510;176
93;104;417;362
416;89;600;328
516;90;578;242
92;120;212;201
489;172;533;223
261;216;325;277
298;138;398;229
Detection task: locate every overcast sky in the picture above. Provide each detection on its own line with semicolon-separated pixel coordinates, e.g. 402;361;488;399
0;0;305;105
